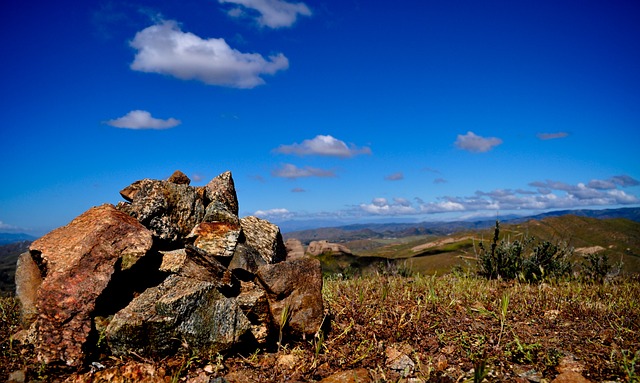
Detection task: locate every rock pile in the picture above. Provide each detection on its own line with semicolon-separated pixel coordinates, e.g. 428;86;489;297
15;171;324;368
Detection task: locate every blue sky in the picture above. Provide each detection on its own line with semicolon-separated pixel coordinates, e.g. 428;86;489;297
1;0;639;236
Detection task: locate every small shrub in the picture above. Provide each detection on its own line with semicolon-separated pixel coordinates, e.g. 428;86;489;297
476;221;572;282
581;252;621;283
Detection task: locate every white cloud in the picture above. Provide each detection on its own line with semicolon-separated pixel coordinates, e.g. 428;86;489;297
253;208;293;219
537;132;569;140
274;135;371;158
219;0;311;28
271;163;336;179
455;131;502;153
360;198;418;215
105;110;181;130
384;172;404;181
130;20;289;88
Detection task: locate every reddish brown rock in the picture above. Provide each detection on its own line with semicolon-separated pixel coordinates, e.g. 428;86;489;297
205;171;239;215
319;369;372;383
240;216;287;264
63;361;169;383
257;257;324;335
551;371;592;383
167;170;191;185
29;204;153;366
189;222;241;258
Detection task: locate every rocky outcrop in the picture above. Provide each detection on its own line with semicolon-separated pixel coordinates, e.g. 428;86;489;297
307;240;352;256
15;170;324;368
284;238;305;259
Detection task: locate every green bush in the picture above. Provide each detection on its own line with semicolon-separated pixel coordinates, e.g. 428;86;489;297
581;252;621;283
476;221;572;282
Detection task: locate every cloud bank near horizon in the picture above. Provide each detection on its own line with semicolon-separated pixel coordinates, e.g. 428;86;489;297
254;175;640;221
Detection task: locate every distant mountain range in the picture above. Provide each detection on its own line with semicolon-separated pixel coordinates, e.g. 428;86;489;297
283;207;640;244
0;232;37;245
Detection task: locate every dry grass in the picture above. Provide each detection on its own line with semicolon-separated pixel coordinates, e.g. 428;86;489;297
2;273;640;382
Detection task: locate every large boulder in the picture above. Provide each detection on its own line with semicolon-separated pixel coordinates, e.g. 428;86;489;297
27;204;153;366
257;258;324;336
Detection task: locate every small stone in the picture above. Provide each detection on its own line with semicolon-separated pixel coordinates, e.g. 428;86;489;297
519;369;542;383
551;371;592;383
7;369;26;383
386;346;415;377
319;369;371;383
277;354;299;369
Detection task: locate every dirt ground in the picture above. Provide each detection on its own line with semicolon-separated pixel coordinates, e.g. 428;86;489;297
2;274;639;382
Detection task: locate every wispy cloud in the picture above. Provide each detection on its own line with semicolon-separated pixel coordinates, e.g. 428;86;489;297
272;163;336;179
0;220;20;231
385;172;404;181
537;132;569;140
130;20;289;88
274;135;371;158
422;167;441;174
455;131;502;153
291;187;306;193
219;0;312;28
433;178;447;184
105;110;181;130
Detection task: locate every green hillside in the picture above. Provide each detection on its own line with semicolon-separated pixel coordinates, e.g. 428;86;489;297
334;216;640;276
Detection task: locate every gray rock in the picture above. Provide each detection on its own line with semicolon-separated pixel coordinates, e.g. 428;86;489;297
228;243;267;279
106;275;250;357
205;171;239;216
240;216;286;264
15;252;42;325
117;179;205;243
